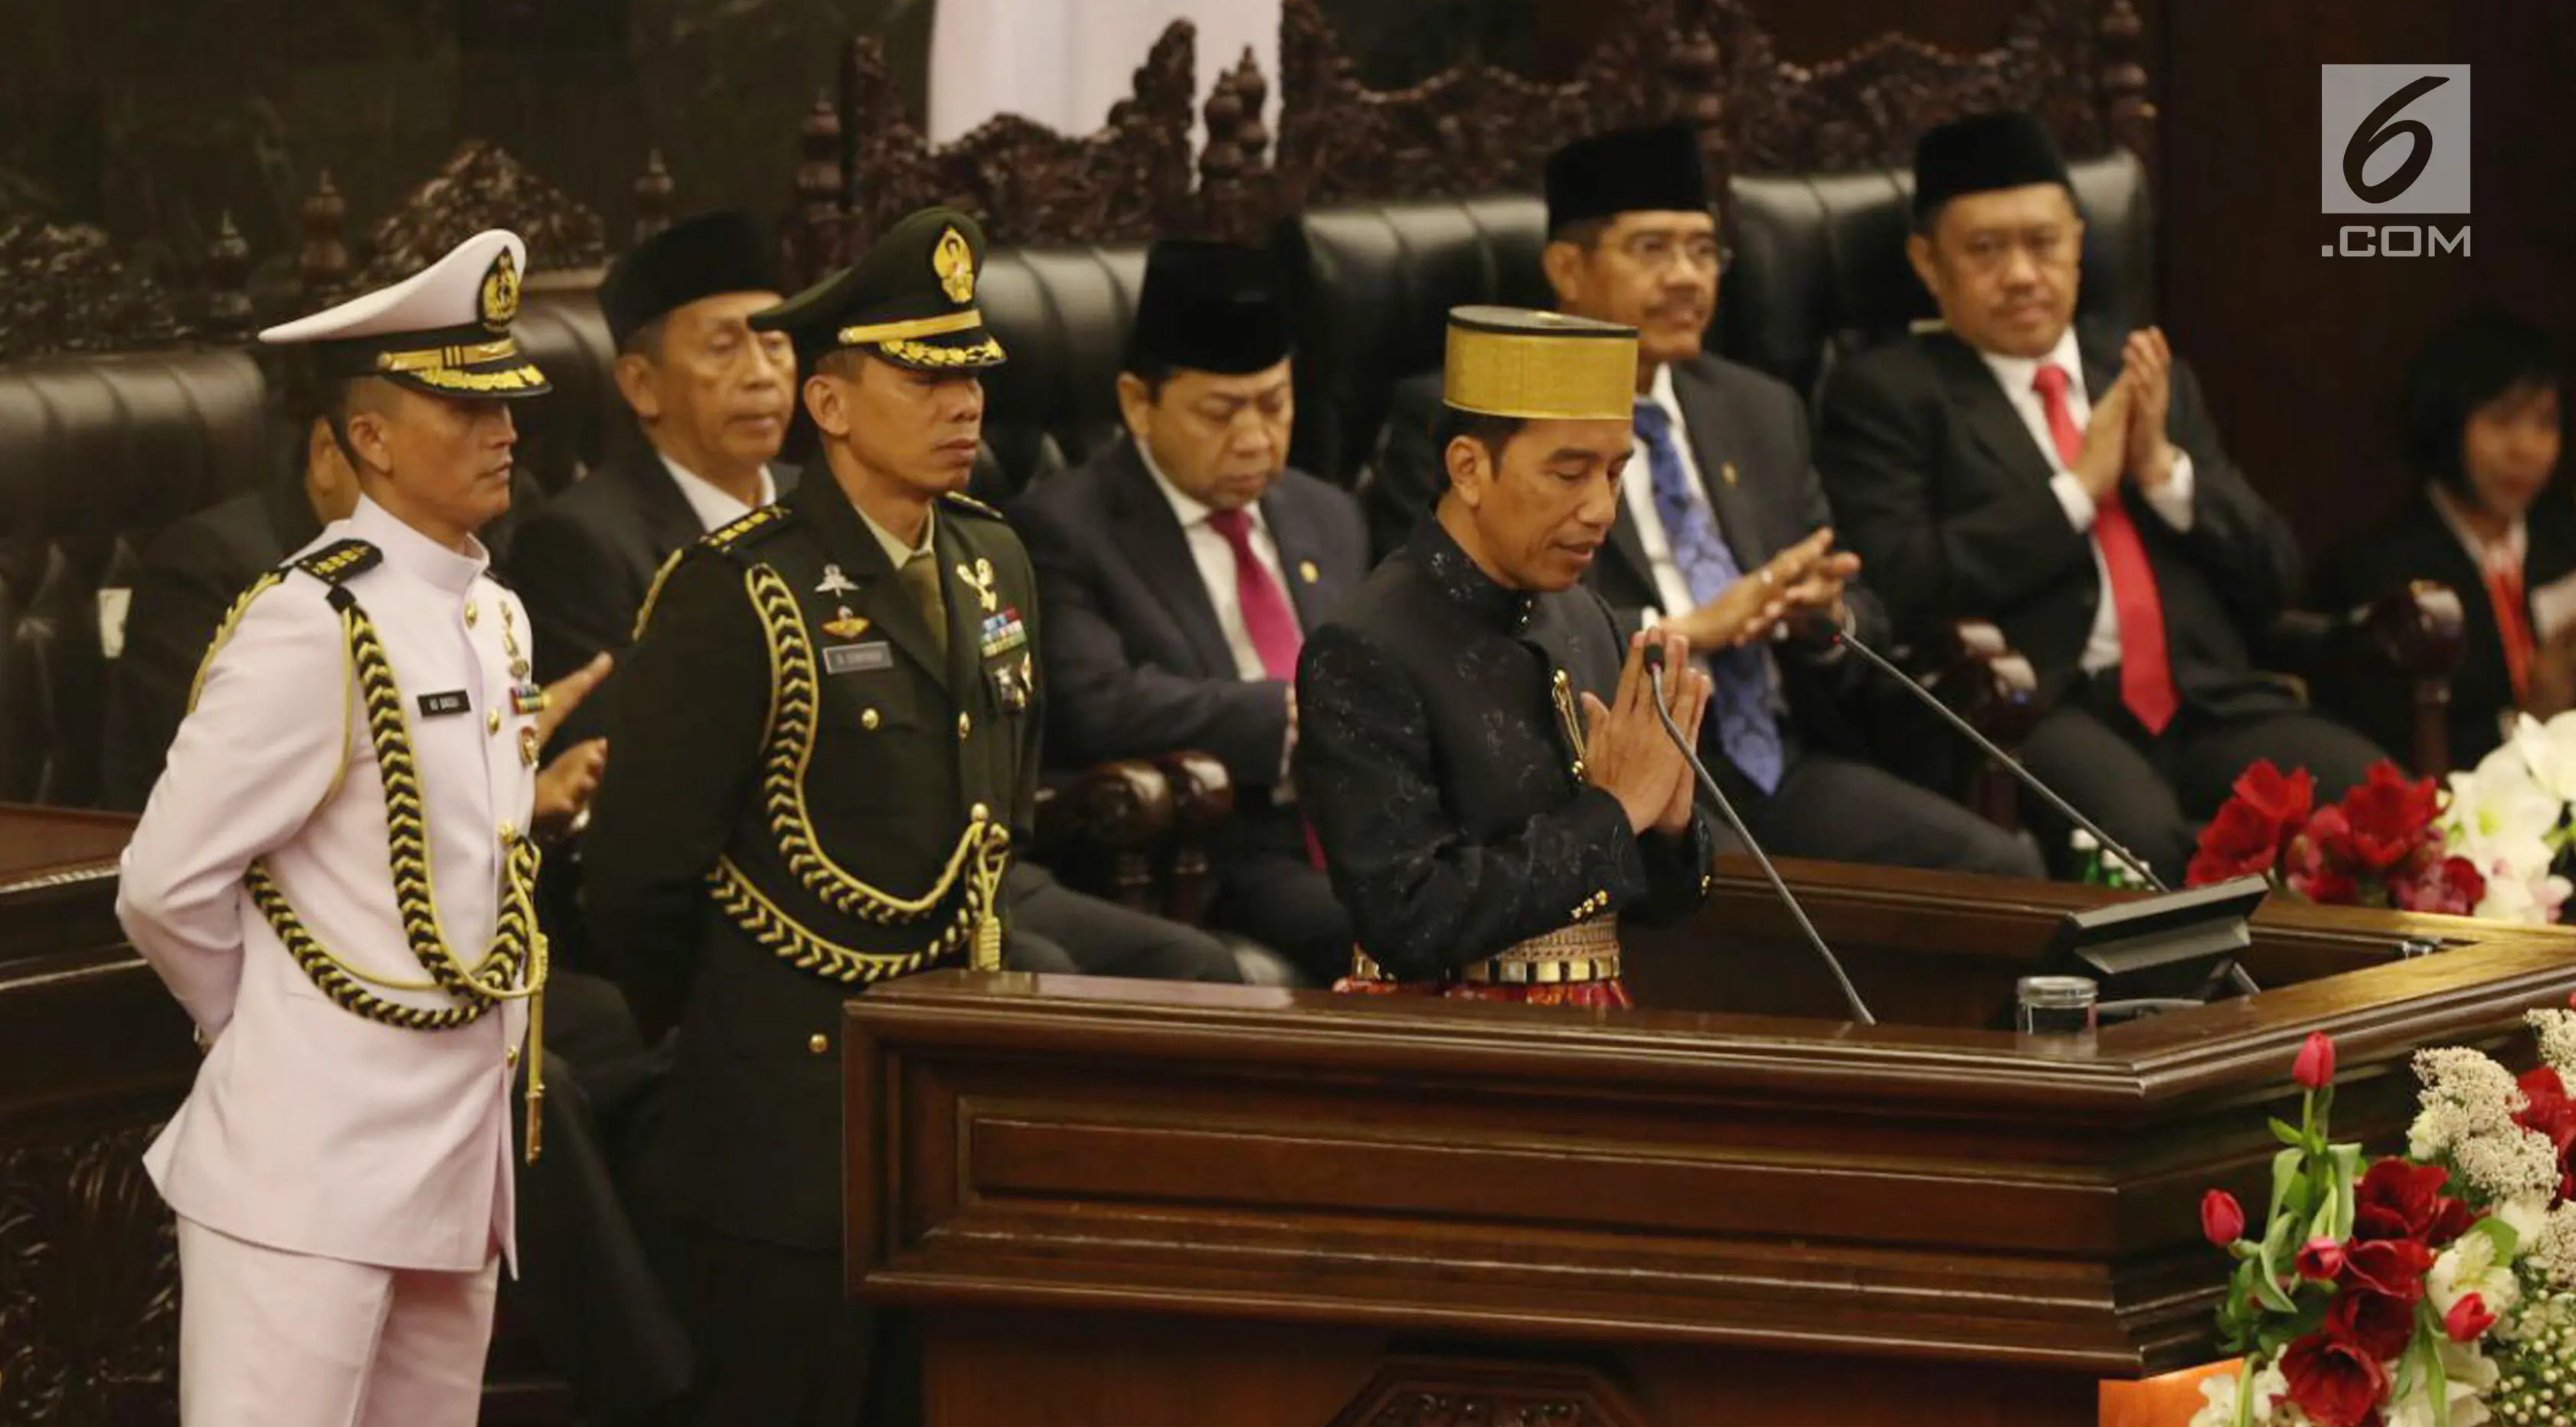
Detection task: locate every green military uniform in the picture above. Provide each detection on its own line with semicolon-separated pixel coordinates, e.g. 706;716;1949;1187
582;207;1028;1427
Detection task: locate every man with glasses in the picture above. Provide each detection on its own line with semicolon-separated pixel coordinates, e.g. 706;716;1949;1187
1371;122;2040;878
1816;111;2380;883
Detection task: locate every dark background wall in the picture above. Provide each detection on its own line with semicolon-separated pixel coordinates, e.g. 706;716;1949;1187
3;0;2567;568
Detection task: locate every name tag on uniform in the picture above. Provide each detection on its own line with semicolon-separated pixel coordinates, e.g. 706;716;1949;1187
823;642;894;675
418;690;472;717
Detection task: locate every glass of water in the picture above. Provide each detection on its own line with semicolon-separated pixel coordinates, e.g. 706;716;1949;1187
2015;975;2099;1036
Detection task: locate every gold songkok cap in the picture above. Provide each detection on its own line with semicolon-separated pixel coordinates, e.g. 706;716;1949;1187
1441;305;1637;420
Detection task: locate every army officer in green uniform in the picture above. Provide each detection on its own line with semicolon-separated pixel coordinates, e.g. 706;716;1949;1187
584;206;1033;1426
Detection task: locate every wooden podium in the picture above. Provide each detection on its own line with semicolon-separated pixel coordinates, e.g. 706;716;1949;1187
843;858;2576;1427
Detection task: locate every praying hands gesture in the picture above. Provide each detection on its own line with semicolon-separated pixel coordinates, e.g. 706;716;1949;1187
1580;628;1713;836
2071;328;2181;503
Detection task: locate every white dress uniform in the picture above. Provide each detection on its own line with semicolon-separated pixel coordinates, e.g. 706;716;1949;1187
116;230;554;1427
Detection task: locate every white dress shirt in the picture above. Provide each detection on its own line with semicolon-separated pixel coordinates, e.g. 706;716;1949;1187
659;454;778;533
1141;445;1290;683
1621;365;1793;695
119;495;534;1272
1978;327;2198;673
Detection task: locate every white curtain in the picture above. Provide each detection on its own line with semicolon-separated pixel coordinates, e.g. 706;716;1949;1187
926;0;1282;149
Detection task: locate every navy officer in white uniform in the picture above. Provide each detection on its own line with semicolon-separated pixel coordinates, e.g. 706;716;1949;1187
117;228;609;1427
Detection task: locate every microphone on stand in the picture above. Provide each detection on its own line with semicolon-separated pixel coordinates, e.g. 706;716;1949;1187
1642;642;1876;1026
1826;624;2264;998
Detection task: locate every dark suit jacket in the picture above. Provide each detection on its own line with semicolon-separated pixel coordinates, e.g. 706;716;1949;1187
1816;323;2302;717
2313;488;2576;769
103;467;544;811
1296;519;1715;979
1375;358;1886;762
505;441;798;746
1010;436;1369;789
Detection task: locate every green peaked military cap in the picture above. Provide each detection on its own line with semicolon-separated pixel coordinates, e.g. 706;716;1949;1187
749;206;1008;372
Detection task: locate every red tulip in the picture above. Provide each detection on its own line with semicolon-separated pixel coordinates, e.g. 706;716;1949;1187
2446;1291;2497;1341
2202;1189;2247;1247
2294;1236;2346;1282
2293;1032;2337;1090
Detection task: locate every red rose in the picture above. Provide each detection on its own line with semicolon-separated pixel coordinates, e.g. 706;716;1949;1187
2280;1329;2392;1427
2236;760;2317;829
2326;761;2441;873
2392;854;2486;916
2201;1189;2246;1246
2186;761;2316;887
2189;798;2293;887
2446;1291;2498;1341
2512;1066;2576;1200
2339;1237;2435;1300
2294;1031;2338;1091
2326;1285;2417;1360
2351;1159;2473;1246
2295;1236;2348;1282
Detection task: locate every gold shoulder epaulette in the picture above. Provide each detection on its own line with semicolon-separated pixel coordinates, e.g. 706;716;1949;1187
289;538;382;586
940;491;1005;521
702;503;796;553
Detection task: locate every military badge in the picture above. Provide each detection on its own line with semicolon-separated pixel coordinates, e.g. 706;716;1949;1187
978;607;1028;658
933;226;976;304
954;557;999;613
518;725;541;768
479;250;522;331
822;606;870;640
992;659;1030;713
816;564;858;596
510;681;548;717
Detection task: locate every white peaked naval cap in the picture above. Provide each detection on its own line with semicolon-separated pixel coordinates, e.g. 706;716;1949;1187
260;228;550;398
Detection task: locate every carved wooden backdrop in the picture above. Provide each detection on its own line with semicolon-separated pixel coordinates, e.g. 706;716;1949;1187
0;0;2150;364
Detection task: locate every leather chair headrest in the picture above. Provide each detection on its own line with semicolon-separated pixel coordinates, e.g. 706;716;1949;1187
1724;150;2153;402
1276;194;1554;482
976;245;1150;498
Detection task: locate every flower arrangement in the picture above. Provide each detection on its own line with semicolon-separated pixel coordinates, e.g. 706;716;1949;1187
2184;712;2576;925
2192;1013;2576;1426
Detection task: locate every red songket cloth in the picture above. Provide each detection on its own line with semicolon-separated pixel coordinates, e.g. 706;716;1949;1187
1332;976;1633;1008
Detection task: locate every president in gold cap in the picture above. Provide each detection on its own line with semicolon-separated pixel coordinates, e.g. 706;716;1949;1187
1294;305;1716;1004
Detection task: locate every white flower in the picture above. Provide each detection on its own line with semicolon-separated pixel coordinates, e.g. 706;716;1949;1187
2431;1233;2522;1323
2473;864;2574;926
2445;743;2564;871
2532;1009;2576;1075
2192;1363;2295;1427
2512;710;2576;805
2525;1203;2576;1289
2497;1193;2551;1247
2385;1338;2496;1427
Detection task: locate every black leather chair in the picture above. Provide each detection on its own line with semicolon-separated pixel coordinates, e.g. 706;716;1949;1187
1274;194;1553;484
0;349;271;804
971;243;1152;499
1724;151;2156;403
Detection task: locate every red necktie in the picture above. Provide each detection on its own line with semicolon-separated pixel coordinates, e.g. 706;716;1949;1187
2487;563;2535;702
1205;508;1303;680
2033;364;2179;735
1205;508;1330;868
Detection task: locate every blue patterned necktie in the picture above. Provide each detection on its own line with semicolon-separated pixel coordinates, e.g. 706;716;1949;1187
1633;399;1783;792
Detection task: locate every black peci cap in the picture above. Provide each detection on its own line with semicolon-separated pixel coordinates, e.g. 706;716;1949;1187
1911;110;2074;224
599;210;786;351
1544;122;1711;236
1126;239;1293;377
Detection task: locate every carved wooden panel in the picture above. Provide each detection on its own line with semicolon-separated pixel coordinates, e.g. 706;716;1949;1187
819;20;1198;264
358;140;609;287
0;220;185;364
1330;1359;1646;1427
0;1125;178;1426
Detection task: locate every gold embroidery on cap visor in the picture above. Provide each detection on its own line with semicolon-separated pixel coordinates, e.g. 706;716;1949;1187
1441;318;1637;420
877;335;1005;370
397;362;550;394
480;250;522;329
934;226;977;303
